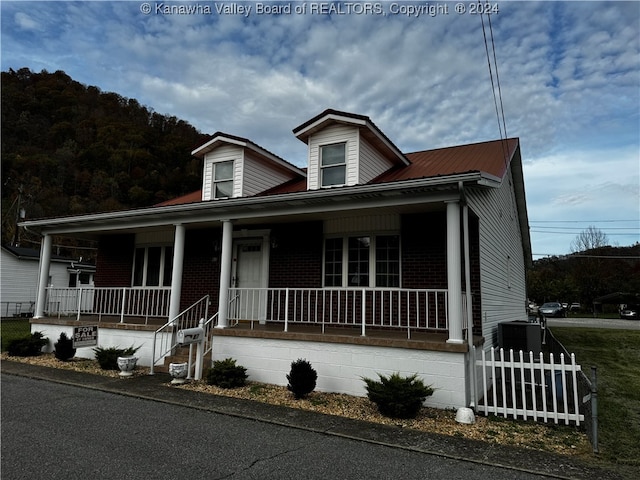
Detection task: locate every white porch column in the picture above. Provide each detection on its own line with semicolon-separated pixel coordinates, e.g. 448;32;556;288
216;220;233;328
446;201;464;344
34;234;53;318
167;224;186;322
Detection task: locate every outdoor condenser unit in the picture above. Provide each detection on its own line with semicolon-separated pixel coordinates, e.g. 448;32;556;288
498;320;542;354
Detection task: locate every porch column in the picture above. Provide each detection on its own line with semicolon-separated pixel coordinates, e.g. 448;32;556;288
446;201;464;344
34;233;53;318
167;224;185;322
216;220;233;328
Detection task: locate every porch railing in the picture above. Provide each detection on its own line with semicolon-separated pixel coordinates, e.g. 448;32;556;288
228;288;449;338
45;287;171;323
150;295;210;375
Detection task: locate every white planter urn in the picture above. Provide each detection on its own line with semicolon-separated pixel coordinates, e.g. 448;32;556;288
117;355;138;377
169;362;189;385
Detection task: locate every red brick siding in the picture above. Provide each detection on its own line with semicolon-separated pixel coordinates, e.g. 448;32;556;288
401;212;448;289
94;234;135;287
181;228;220;310
268;222;323;288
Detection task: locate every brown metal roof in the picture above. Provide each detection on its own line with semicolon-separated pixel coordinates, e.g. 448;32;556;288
376;138;519;184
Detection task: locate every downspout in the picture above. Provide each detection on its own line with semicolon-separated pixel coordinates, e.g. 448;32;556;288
459;181;477;408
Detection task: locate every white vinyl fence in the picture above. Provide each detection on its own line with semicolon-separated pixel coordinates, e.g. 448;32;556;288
474;346;585;426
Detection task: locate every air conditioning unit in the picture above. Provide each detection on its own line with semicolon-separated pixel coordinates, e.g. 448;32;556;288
498;320;542;355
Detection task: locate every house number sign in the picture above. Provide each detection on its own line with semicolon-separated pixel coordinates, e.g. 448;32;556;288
73;325;98;348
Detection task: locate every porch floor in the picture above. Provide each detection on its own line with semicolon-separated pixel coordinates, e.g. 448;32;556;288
215;321;482;353
31;317;483;353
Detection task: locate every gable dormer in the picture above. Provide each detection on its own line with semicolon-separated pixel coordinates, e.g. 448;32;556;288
293;110;410;191
192;133;306;201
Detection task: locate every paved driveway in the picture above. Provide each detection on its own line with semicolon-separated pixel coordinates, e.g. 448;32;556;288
546;316;640;330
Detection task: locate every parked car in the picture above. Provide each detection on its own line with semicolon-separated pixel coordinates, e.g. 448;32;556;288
539;302;566;318
620;305;639;320
569;303;581;311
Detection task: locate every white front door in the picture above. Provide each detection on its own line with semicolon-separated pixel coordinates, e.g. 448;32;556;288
232;238;267;321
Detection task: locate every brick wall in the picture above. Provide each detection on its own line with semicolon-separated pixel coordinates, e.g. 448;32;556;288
181;228;220;310
401;212;448;289
269;221;323;288
94;234;134;287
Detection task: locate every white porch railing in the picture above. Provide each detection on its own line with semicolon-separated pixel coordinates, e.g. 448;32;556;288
474;346;585;425
228;288;449;338
150;295;210;376
45;287;171;323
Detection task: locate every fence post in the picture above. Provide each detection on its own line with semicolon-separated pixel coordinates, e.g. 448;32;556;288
591;366;599;454
120;287;126;323
284;288;289;333
361;289;366;337
76;288;82;321
195;318;205;381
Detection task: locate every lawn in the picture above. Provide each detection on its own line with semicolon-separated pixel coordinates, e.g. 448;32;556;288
0;318;31;351
551;327;640;473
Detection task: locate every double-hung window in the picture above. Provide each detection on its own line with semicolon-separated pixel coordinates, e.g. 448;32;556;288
133;246;173;287
320;143;346;187
213;161;234;199
324;235;400;288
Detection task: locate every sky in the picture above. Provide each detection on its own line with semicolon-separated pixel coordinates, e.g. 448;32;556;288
1;0;639;258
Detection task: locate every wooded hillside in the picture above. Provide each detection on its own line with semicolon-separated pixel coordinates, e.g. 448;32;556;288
1;68;210;247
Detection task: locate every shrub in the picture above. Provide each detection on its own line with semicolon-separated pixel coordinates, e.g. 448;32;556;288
205;358;247;388
54;332;76;361
6;331;48;357
93;346;139;370
363;372;434;419
287;359;317;399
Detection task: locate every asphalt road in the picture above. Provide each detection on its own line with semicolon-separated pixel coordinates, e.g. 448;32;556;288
545;317;640;330
1;375;555;480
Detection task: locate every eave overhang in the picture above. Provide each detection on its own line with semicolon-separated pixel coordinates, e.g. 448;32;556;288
192;133;306;177
293;109;410;167
19;172;495;237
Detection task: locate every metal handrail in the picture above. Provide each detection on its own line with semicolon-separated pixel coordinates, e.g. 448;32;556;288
149;295;209;374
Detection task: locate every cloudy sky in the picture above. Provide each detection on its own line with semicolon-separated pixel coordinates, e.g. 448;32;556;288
2;0;639;258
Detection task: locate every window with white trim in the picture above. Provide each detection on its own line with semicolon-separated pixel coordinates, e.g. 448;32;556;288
323;235;400;287
133;246;173;287
213;161;234;199
320;143;346;187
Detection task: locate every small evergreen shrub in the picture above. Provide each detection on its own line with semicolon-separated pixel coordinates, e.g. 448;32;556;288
6;331;48;357
93;346;139;370
205;358;248;388
287;359;317;399
363;372;434;419
54;332;76;361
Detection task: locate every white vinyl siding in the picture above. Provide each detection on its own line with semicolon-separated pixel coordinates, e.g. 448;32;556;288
358;137;395;184
202;145;242;200
0;250;72;305
466;168;528;348
242;153;295;197
307;124;358;190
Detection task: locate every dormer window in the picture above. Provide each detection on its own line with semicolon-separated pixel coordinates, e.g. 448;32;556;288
320;143;346;187
213;161;234;199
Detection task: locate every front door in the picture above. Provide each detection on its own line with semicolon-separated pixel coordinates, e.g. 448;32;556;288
232;238;267;322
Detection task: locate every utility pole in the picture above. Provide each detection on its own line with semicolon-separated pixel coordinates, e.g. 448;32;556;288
11;184;24;246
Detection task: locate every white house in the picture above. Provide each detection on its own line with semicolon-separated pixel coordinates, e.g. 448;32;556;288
1;245;94;317
21;109;531;409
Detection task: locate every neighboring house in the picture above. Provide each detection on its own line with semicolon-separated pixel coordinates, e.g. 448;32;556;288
1;245;95;317
22;109;531;409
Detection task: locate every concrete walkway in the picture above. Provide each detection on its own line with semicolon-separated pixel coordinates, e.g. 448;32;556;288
1;360;623;480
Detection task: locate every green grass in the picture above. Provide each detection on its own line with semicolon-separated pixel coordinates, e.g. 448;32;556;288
551;327;640;471
0;318;31;351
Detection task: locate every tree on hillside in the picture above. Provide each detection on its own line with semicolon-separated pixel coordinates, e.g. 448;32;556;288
570;226;610;253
